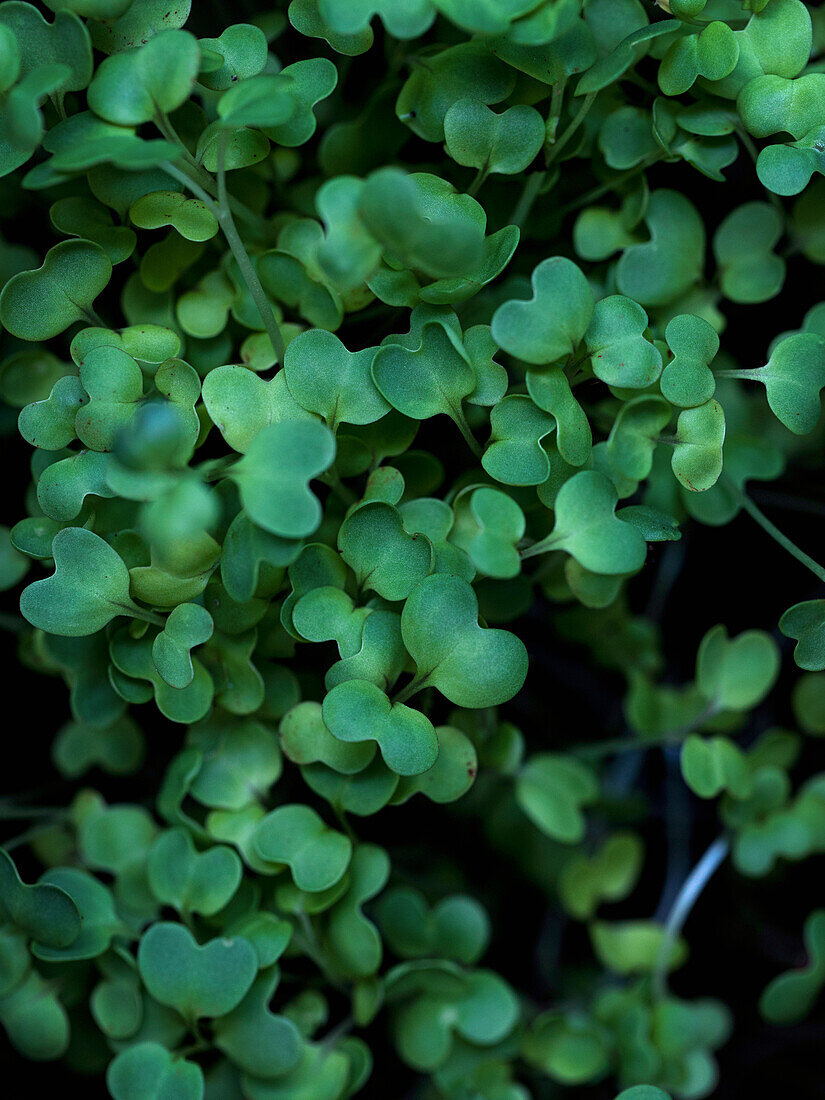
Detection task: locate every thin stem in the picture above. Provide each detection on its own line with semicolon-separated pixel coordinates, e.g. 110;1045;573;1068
509;171;546;229
3;819;67;851
392;676;429;705
467;163;490;197
735;124;783;213
546;77;567;144
161;160;217;210
725;478;825;586
520;532;562;561
202;133;286;365
321;471;358;508
545;92;597;167
652;835;729;998
574;702;720;760
0;805;68;820
557;155;663;216
452;406;483;458
128;606;167;628
157;113;274;239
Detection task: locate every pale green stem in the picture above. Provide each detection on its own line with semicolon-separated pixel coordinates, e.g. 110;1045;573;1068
156;112;273;239
574;702;720;760
163;148;287;364
452;405;483;458
128;606;166;628
652;835;729;998
468;162;491;197
216;133;287;365
724;477;825;586
520;531;563;561
392;675;430;705
546;77;568;143
557;155;664;216
545;92;597;167
509;170;546;229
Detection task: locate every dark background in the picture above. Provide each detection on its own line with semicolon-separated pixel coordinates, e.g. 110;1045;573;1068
2;0;825;1095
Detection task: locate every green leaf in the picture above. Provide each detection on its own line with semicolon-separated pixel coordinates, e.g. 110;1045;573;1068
482;395;555;486
616;189;705;307
20;527;142;636
530;470;648;575
714;201;785;304
516;753;599;842
491;257;594;367
281;700;375;773
87;28;201;124
151;602;214;689
780;600;825;670
197;23;268;91
607;396;671;482
585;295;663;390
285;328;388;429
760;910;825;1024
130;190;219;242
147;828;242;915
202;366;312;453
742;332;825;434
107;1042;204;1100
444;98;544;174
229;420;336;538
0;239;111;340
253;803;352;892
214;970;303;1078
659;22;739;96
590;920;686;975
559;833;643;919
137;922;258;1022
0;850;80;948
400;573;528;707
696;624;780;710
339;500;433;601
680;734;752;799
661;313;719;407
322;679;439;775
671;399;726;492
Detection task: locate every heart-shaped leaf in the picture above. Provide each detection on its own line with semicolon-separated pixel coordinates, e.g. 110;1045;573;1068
20;527;142;636
285;328;388;430
87;28;201;124
137;922;258;1022
151;602;214;689
322;679;439;775
713;201;785;303
339;500;433;601
253;803;352;892
400;573;528;707
107;1042;204;1100
585;295;663;390
780;600;825;670
229;420;336;538
147;827;242;915
760;910;825;1024
516;753;599;843
524;470;647;575
0;850;80;948
0;239;111;340
491;257;594;367
671;399;725;491
661;313;719;407
444;98;544;175
696;623;780;710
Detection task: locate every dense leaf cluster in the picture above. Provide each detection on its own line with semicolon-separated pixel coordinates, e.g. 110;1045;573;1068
0;0;825;1097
